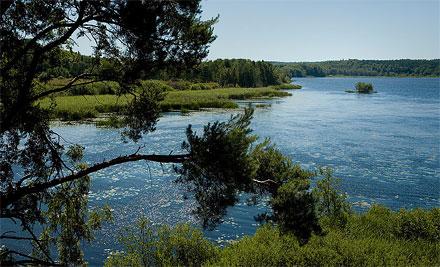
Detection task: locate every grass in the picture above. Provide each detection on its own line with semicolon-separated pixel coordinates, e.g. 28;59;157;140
38;87;290;120
270;83;302;90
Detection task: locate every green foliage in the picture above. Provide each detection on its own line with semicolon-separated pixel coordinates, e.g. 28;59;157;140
219;206;440;266
1;0;218;264
176;111;321;242
38;87;289;120
164;80;220;91
276;59;440;77
395;208;440;241
355;82;374;93
66;144;85;163
40;176;113;265
166;80;194;90
96;115;125;128
140;80;175;92
250;143;321;243
105;218;219;267
346;205;440;242
213;225;300;267
189;82;221;90
176;109;258;228
161;59;287;87
270;179;321;243
37;79;122;96
106;206;440;267
121;83;165;142
270;83;302;90
70;81;121;95
313;167;351;229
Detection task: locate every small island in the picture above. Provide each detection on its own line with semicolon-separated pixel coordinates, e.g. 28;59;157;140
346;82;376;94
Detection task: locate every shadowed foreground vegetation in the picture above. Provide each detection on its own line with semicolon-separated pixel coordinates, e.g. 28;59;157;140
105;204;440;266
38;87;290;120
104;167;440;266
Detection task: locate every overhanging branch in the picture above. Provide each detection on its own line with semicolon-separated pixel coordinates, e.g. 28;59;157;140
32;73;99;100
0;153;190;211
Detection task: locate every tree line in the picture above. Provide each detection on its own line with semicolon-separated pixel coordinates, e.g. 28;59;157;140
274;59;440;77
166;59;289;87
39;50;288;87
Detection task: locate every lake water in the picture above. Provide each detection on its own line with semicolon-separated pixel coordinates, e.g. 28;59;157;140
5;77;440;265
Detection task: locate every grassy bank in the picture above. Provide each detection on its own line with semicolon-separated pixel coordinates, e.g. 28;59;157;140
38;87;290;120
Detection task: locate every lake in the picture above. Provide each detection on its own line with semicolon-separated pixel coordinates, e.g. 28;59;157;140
5;77;440;265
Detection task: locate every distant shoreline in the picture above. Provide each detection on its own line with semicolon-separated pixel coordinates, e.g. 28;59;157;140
292;75;440;78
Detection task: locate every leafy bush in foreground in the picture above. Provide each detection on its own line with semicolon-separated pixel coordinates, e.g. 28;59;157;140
104;218;219;267
106;205;440;267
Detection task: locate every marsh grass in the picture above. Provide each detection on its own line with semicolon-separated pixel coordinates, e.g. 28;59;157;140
39;87;290;120
270;83;302;90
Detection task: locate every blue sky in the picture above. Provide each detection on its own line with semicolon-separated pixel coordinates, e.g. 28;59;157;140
200;0;440;61
72;0;440;62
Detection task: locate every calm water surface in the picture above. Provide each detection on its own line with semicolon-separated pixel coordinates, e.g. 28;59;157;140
6;78;440;265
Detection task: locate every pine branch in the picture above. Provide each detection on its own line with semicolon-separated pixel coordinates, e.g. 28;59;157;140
0;153;189;211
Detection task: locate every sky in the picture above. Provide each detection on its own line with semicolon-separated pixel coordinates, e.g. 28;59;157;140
72;0;440;62
199;0;440;61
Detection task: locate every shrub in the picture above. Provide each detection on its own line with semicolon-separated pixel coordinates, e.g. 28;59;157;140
395;208;440;241
189;82;220;90
105;218;219;267
355;82;374;93
140;80;174;92
69;81;121;95
214;226;300;267
313;167;351;229
166;80;193;90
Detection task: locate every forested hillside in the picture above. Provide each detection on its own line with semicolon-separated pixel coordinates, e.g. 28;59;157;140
274;59;440;77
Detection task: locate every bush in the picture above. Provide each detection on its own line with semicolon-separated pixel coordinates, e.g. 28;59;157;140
355;82;374;93
105;218;219;267
395;208;440;241
103;201;440;266
166;80;194;90
214;208;440;266
189;82;220;90
140;80;174;92
214;226;300;267
68;81;120;95
313;167;351;229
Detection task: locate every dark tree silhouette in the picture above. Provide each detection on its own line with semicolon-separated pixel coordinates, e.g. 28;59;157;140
0;1;320;265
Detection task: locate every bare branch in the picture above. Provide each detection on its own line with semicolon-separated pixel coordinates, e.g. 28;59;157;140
0;235;34;241
6;250;61;266
252;178;279;187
